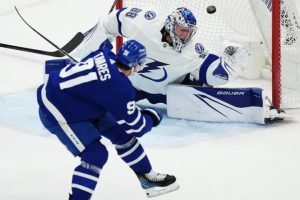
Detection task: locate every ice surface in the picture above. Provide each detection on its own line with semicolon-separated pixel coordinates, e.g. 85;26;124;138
1;1;300;200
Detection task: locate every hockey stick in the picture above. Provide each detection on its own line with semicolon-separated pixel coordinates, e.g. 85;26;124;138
0;1;118;58
14;6;79;63
0;32;84;57
109;0;119;13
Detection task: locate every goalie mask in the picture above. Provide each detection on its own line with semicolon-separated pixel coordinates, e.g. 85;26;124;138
165;7;197;52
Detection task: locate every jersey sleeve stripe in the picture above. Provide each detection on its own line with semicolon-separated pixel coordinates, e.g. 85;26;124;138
125;117;146;134
117;110;142;126
116;8;127;36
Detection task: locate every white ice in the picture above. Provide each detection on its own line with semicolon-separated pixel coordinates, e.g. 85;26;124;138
1;1;300;200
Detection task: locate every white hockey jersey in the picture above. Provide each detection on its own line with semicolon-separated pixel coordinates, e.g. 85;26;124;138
103;7;235;95
72;7;234;96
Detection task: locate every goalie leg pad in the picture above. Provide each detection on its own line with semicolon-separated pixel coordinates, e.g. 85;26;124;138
167;84;266;124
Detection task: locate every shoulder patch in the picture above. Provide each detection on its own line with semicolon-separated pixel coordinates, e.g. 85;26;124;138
195;43;205;54
144;11;156;20
195;43;207;58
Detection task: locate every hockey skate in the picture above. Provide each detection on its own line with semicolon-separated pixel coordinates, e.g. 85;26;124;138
264;96;286;123
265;106;286;123
136;170;179;198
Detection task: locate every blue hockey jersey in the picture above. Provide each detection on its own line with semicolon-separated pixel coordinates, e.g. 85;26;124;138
37;47;154;137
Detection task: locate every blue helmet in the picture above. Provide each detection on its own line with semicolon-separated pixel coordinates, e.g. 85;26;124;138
117;40;147;68
165;7;197;52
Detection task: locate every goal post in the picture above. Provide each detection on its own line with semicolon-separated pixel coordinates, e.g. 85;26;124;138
116;0;123;51
272;0;281;109
115;0;300;109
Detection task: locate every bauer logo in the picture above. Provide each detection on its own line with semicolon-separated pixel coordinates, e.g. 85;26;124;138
144;11;156;20
217;91;245;95
195;43;207;58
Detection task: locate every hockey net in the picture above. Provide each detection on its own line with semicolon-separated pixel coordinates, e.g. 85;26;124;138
117;0;300;109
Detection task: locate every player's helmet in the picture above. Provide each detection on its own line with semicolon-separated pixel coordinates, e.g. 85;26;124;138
117;40;147;68
165;7;197;52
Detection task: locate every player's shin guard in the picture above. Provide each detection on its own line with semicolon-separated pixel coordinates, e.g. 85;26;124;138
115;137;152;174
70;162;101;200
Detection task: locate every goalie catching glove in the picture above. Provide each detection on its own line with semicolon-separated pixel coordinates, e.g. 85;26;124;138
142;108;162;127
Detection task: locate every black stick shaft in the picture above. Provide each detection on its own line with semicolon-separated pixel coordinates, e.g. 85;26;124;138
109;0;119;13
0;32;84;57
14;6;79;63
1;1;118;59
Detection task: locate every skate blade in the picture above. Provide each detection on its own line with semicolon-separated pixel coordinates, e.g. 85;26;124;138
145;183;179;198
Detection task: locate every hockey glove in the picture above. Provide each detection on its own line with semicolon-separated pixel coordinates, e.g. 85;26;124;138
142;108;162;127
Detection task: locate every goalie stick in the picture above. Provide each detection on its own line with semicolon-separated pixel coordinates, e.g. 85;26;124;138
0;32;84;57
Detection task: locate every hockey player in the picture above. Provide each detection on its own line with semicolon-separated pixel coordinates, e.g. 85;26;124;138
72;7;235;104
71;7;284;124
37;39;179;200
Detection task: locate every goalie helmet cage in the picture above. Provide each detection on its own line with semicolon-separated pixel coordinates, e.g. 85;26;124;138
116;0;300;109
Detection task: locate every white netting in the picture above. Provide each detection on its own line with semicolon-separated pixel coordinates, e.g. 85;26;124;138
122;0;300;108
279;0;300;108
122;0;261;54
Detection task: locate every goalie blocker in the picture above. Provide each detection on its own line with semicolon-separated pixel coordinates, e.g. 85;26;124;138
167;84;285;124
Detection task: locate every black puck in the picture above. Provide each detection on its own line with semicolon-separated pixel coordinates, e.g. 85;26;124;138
207;5;216;14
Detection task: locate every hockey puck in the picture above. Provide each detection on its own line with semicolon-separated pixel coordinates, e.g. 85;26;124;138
206;5;216;14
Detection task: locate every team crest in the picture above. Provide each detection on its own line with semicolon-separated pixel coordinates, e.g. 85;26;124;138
195;43;207;58
144;11;156;20
195;43;205;54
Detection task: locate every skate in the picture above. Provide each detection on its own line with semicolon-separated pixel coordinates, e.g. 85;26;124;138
136;170;179;198
264;96;286;123
265;106;286;122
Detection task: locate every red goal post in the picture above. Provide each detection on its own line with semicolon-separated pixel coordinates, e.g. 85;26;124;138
272;0;281;109
116;0;123;51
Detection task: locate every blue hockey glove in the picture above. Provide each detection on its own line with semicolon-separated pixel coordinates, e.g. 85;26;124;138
142;108;162;127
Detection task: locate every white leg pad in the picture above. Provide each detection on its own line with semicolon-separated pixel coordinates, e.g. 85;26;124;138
167;84;266;124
